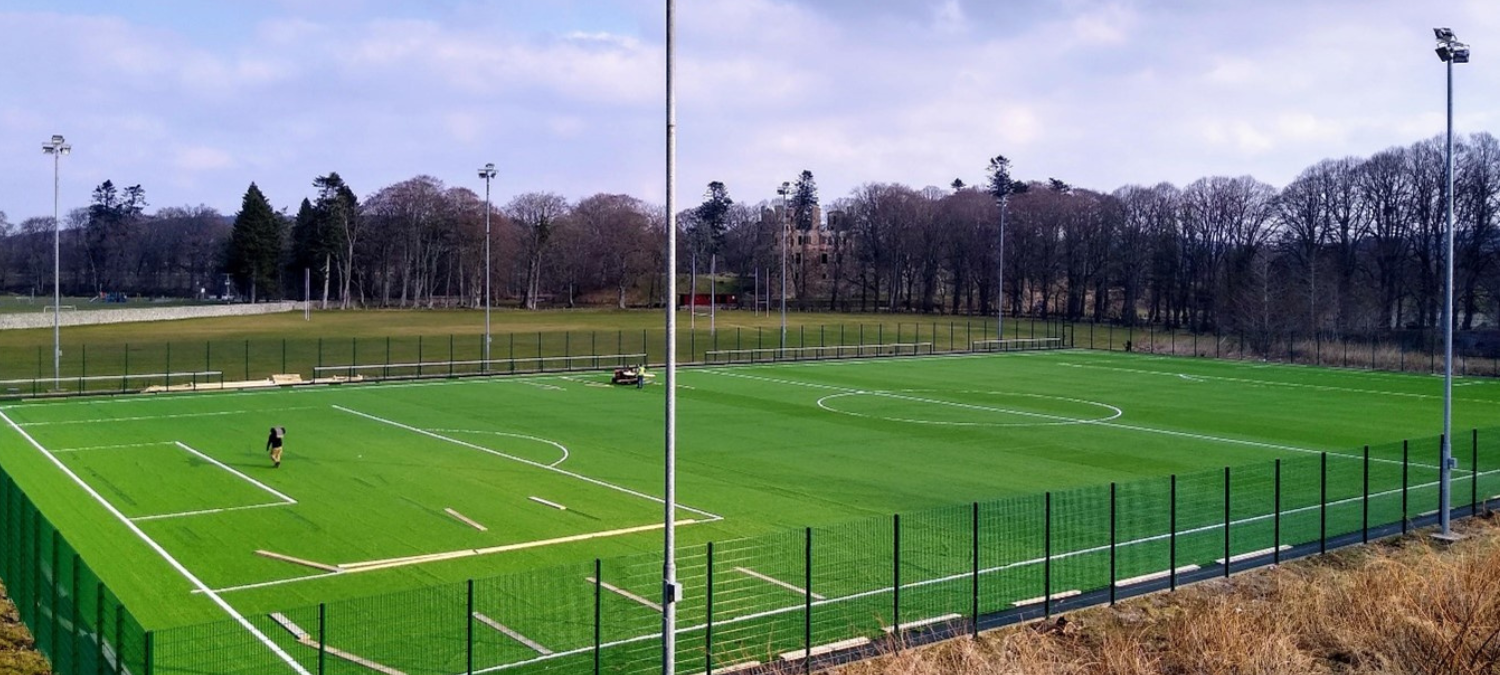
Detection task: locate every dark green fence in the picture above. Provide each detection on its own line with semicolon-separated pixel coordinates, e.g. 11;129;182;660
124;428;1496;675
0;466;150;675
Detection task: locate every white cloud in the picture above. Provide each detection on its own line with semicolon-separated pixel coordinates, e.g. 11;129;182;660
174;146;235;171
932;0;967;35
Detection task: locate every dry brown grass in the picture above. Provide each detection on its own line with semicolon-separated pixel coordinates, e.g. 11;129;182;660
835;515;1500;675
0;582;49;675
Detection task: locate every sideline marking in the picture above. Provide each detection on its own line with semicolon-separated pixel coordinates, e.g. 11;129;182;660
0;409;313;675
17;405;319;426
50;441;174;453
334;405;722;521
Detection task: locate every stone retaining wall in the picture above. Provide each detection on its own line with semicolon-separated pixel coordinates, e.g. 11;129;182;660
0;302;304;330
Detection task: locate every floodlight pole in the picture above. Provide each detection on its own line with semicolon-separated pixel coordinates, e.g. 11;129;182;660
663;1;681;673
997;194;1006;340
1435;27;1469;537
778;182;789;349
479;163;497;372
42;134;70;390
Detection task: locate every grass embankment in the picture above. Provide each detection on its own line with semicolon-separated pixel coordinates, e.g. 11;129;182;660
836;517;1500;675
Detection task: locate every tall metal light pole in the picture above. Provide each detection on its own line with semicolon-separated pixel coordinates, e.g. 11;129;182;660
478;163;497;372
662;1;682;673
777;181;790;349
1434;27;1470;538
42;135;70;390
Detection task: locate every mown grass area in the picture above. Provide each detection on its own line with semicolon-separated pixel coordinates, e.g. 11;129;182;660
837;514;1500;675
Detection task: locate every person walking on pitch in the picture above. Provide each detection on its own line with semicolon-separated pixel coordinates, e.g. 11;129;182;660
266;426;286;468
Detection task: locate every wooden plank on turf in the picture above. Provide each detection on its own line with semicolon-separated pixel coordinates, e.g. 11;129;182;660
444;507;488;531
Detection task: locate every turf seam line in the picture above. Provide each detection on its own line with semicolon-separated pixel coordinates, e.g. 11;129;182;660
0;408;314;675
49;441;176;453
332;404;723;521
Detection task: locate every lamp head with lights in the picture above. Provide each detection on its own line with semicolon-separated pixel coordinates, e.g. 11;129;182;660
42;135;71;155
1434;27;1471;63
478;163;496;180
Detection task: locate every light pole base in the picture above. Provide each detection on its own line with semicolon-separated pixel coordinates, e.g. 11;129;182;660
1429;530;1467;546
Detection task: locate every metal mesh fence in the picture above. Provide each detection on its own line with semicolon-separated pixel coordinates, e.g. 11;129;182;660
4;426;1497;674
0;466;149;675
0;319;1072;397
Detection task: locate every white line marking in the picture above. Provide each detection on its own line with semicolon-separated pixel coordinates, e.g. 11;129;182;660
132;501;291;522
473;612;553;655
173;441;298;504
50;441;175;453
334;405;722;521
428;429;571;467
816;390;1121;427
17;405;319;426
734;567;824;599
703;368;1430;469
587;577;662;611
1058;359;1500;405
0;409;312;675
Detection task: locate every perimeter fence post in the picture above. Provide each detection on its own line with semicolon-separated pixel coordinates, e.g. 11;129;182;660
1109;483;1117;605
123;344;130;392
892;514;901;645
1362;446;1370;544
1223;467;1231;577
1320;452;1328;555
95;584;104;675
1473;429;1480;515
1044;491;1052;619
466;580;474;675
593;560;601;675
318;603;326;675
317;337;322;372
143;631;152;675
50;530;59;657
1402;440;1410;534
804;526;813;674
113;606;122;675
971;501;979;638
70;554;79;670
1169;475;1177;592
706;542;715;674
243;339;249;380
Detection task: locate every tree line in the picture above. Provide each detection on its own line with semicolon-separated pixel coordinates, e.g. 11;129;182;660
0;131;1495;341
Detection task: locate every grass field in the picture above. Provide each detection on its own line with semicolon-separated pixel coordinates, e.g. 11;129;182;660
2;345;1498;673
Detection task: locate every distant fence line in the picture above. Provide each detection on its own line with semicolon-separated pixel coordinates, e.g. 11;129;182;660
0;302;302;331
5;426;1495;675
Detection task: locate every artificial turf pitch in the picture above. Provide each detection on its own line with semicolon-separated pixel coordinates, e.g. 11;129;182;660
1;347;1496;673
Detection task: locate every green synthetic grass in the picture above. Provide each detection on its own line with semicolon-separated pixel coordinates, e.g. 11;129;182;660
3;347;1499;674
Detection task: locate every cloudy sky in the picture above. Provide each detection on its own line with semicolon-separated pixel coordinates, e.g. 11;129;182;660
2;0;1496;222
